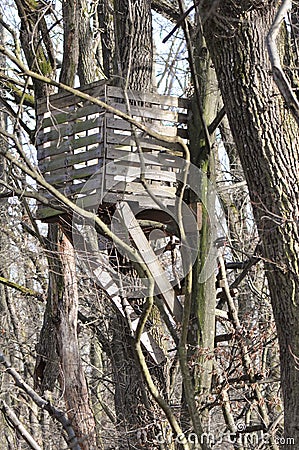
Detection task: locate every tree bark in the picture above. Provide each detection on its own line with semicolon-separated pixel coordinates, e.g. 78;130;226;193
114;0;153;90
200;2;299;445
60;0;80;86
57;231;98;450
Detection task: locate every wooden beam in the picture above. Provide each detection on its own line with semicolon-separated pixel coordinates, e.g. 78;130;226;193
116;202;183;323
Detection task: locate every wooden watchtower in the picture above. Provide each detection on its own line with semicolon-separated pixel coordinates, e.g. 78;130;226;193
36;81;190;364
36;81;189;220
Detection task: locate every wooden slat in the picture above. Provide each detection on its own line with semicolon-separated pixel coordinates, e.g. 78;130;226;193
106;117;163;131
39;147;102;172
75;191;176;210
107;102;185;122
37;117;102;145
106;85;190;109
37;80;107;114
44;163;102;185
41;104;104;128
38;134;102;160
106;161;177;178
106;132;185;148
106;140;183;155
116;202;182;322
104;176;176;194
106;148;184;168
106;121;188;140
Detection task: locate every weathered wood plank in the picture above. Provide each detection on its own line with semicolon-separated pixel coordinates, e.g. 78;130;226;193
104;177;176;195
41;105;104;128
106;120;188;139
37;80;107;114
106;85;190;109
106;148;184;168
107;102;186;122
38;134;102;160
106;132;187;148
106;140;184;154
116;202;182;323
39;147;102;172
37;117;103;145
75;191;176;210
106;167;177;184
44;163;102;185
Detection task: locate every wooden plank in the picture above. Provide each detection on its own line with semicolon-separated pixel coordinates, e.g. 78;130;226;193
41;104;104;127
44;163;102;185
105;168;177;185
106;140;184;154
117;202;183;322
105;159;177;175
106;148;184;168
107;102;184;122
39;147;102;172
106;114;188;138
74;190;177;210
104;177;176;195
106;132;186;148
37;80;107;114
39;173;103;201
106;121;188;138
106;85;190;109
120;193;176;208
91;257;165;365
37;117;103;145
38;134;102;160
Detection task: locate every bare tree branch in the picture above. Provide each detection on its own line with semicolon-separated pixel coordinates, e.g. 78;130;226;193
0;400;42;450
267;0;299;125
0;275;44;300
0;351;81;450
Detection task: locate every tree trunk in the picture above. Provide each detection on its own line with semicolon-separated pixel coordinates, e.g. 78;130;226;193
35;226;98;449
60;0;80;86
114;0;153;90
57;231;97;450
200;2;299;445
187;28;219;414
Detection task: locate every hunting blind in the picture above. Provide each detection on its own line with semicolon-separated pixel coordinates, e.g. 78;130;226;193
36;81;189;220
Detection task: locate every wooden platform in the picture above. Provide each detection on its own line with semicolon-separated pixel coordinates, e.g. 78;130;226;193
35;82;189;220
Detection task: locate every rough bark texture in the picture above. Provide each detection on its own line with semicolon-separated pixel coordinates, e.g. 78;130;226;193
14;0;55;98
59;0;80;86
57;232;97;450
97;0;114;80
200;2;299;446
78;0;100;85
114;0;153;90
34;225;60;393
35;226;98;449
